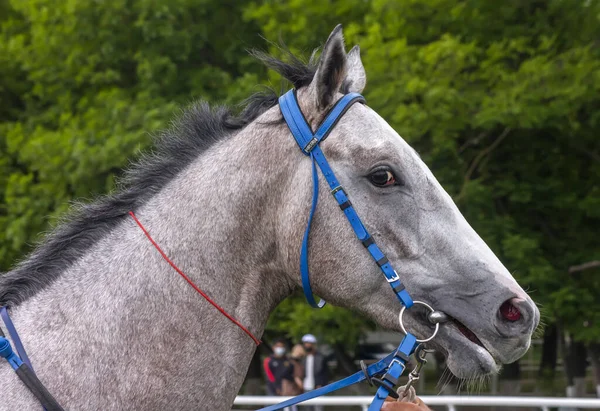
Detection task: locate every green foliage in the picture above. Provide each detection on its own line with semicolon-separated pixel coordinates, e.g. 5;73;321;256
0;0;264;267
265;292;372;347
1;0;599;350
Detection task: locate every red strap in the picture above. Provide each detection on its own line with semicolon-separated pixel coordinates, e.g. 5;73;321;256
129;211;261;346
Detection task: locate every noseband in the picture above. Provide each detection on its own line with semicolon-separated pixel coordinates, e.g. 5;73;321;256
279;89;413;309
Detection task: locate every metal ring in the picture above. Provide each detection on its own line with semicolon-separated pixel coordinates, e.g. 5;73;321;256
399;300;440;343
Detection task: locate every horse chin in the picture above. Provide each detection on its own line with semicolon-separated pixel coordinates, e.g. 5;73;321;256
428;322;501;378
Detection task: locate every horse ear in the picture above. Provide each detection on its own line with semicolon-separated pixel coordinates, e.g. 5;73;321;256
345;45;366;93
309;25;348;109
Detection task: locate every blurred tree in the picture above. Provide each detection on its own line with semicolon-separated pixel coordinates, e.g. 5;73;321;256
0;0;265;268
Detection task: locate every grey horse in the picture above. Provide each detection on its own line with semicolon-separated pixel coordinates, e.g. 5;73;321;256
0;26;539;410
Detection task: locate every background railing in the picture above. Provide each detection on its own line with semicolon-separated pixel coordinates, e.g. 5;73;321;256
234;395;600;411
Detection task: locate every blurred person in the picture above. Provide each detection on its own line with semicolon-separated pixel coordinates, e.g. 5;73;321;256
263;339;295;397
280;345;304;409
301;334;328;411
289;344;306;394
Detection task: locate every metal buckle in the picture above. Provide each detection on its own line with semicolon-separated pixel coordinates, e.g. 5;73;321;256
388;358;405;372
304;138;318;153
331;185;346;195
370;358;406;400
386;270;400;283
398;300;440;343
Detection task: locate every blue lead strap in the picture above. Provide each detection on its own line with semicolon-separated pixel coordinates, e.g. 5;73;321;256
368;333;417;410
278;90;413;309
257;333;418;411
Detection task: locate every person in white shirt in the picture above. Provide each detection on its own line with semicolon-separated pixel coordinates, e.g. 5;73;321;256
301;334;328;411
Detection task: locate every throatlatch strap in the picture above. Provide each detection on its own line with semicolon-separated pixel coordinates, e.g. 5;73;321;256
278;89;413;309
299;153;325;308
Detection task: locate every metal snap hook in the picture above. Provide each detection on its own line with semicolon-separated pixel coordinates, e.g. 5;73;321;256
414;343;435;361
398;300;440;343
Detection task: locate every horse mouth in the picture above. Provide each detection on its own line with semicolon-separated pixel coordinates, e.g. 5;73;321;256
432;314;500;377
451;318;485;348
414;308;486;350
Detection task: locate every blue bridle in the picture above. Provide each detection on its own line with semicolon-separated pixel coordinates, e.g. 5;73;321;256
261;90;421;411
278;89;413;310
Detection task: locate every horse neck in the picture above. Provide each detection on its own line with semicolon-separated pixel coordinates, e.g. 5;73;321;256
4;110;297;409
131;117;297;335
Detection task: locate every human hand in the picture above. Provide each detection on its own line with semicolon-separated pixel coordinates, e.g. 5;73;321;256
381;396;431;411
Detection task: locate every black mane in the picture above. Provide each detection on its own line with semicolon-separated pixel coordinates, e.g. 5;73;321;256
0;49;317;307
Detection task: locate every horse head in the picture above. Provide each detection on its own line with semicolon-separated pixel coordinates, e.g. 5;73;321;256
276;26;539;379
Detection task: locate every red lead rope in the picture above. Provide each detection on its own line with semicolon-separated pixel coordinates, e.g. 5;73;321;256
128;211;261;346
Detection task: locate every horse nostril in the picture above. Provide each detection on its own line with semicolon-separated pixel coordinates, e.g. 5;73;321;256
500;299;522;322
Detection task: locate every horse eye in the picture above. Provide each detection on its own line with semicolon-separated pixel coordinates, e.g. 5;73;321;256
369;169;396;187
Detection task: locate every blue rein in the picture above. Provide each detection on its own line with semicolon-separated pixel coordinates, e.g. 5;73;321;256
0;306;62;410
263;90;420;411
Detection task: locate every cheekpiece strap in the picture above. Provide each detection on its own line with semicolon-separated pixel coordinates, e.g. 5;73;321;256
278;89;413;309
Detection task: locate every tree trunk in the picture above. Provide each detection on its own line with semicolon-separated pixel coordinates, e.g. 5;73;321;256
571;340;588;397
560;327;573;388
241;348;265;395
498;361;521;395
558;328;577;411
537;324;558;394
539;324;558;378
588;343;600;397
561;328;589;397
